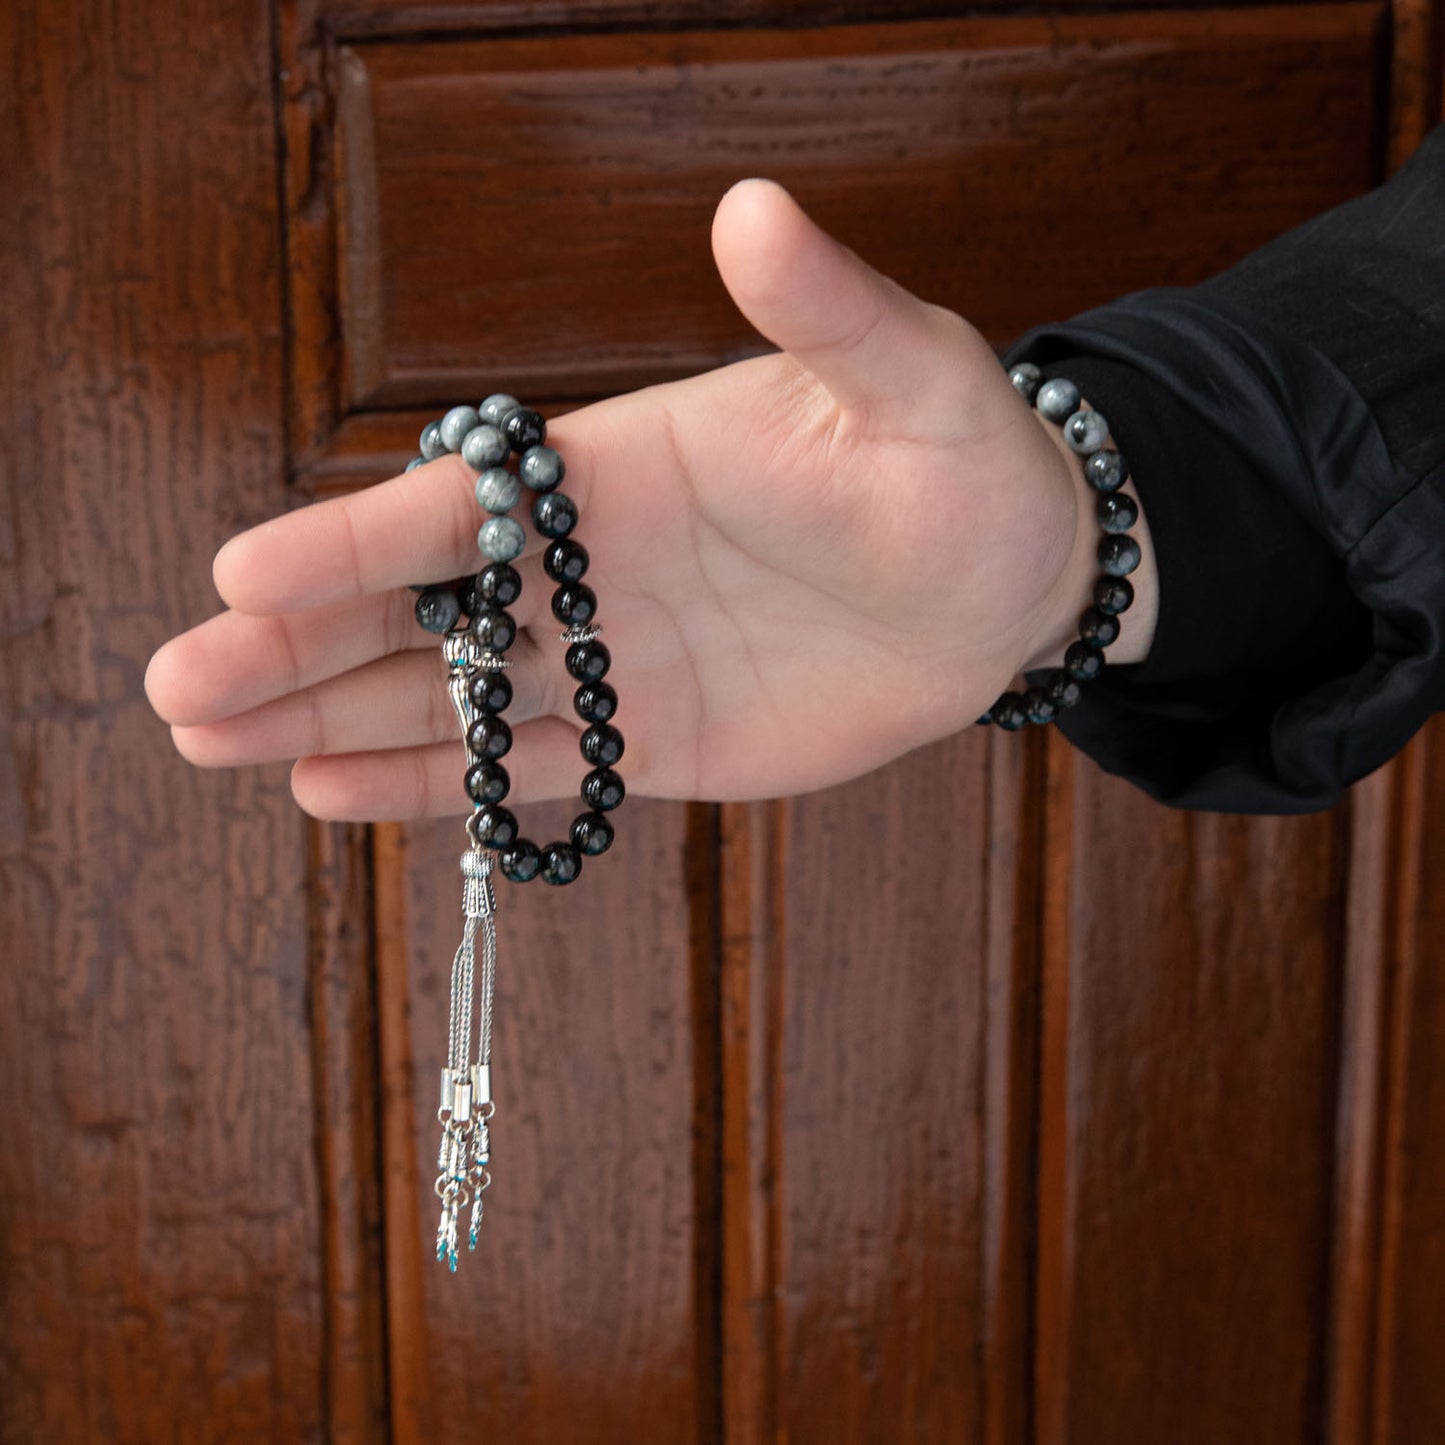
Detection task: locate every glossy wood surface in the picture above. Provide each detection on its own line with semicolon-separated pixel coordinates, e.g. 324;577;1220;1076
0;0;324;1437
330;7;1382;412
377;800;713;1442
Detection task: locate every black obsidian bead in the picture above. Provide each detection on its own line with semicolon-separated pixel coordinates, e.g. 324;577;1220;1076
477;563;522;608
471;607;517;652
1084;450;1129;493
988;691;1029;731
539;842;582;886
582;767;626;811
501;407;546;452
457;573;482;618
1064;640;1104;681
573;681;618;724
1079;606;1121;649
533;492;578;540
1024;686;1058;724
415;586;461;634
580;722;624;766
471;804;518;850
1097;492;1139;534
500;838;541;883
469;671;513;714
571;811;615;856
464;759;510;805
1098;534;1142;578
551;583;597;626
543;539;589;584
467;715;512;760
1093;577;1135;616
1044;671;1083;711
565;639;611;682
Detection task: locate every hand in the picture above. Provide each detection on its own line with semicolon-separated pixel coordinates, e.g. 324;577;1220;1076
145;180;1155;820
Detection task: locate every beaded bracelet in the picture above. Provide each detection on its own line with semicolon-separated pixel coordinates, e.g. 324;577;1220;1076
404;392;624;1270
979;365;1140;728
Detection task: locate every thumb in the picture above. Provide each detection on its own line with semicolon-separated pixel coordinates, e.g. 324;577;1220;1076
710;178;999;420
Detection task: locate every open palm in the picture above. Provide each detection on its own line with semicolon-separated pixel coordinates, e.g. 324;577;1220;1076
146;180;1091;819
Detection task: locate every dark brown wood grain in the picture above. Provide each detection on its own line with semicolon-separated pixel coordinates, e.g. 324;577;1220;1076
328;7;1383;410
320;0;1335;40
1035;745;1351;1445
379;800;710;1443
0;0;323;1438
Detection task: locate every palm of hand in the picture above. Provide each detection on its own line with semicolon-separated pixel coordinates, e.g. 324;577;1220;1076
147;181;1080;818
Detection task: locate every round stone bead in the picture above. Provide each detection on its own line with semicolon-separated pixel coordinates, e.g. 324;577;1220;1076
581;722;624;766
419;420;447;460
1079;606;1121;649
464;759;510;805
519;445;565;493
1098;534;1142;578
462;424;510;471
415;586;461;634
477;563;522;607
469;671;513;714
1085;450;1129;494
989;691;1029;730
571;811;615;856
573;680;617;724
1094;576;1135;616
440;405;481;453
1097;492;1139;534
1024;686;1059;724
467;715;512;760
475;467;521;515
1064;639;1104;681
478;515;526;563
543;539;588;584
471;803;518;850
1064;408;1110;455
565;639;611;682
502;408;546;452
582;767;626;812
405;456;425;473
478;393;520;426
533;492;578;540
540;842;582;886
1043;671;1083;711
1035;378;1081;424
1008;363;1042;402
471;607;517;653
551;583;597;626
500;838;541;883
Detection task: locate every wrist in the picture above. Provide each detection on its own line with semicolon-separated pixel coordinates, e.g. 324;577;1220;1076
1019;400;1158;674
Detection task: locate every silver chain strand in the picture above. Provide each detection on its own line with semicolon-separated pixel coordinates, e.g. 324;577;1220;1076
434;626;500;1271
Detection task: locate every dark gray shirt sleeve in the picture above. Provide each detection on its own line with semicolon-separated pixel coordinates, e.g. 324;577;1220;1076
1002;124;1445;814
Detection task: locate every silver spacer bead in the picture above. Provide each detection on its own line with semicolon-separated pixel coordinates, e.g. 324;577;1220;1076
560;622;602;645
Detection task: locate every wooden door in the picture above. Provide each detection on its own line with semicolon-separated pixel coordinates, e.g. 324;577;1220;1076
5;0;1444;1440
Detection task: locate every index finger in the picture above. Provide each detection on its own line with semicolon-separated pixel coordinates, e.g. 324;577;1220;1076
215;422;595;615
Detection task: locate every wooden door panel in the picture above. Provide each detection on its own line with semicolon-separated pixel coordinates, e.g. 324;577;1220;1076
1035;752;1348;1443
374;800;713;1442
326;7;1381;419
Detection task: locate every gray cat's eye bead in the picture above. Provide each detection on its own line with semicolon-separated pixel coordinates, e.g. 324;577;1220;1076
1036;378;1081;423
404;456;425;473
478;393;521;426
462;424;509;471
1009;363;1042;402
419;420;447;459
519;445;564;493
475;467;521;515
440;405;481;453
478;515;526;562
1064;408;1110;455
